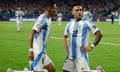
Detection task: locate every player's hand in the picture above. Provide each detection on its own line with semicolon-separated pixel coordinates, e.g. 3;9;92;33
29;51;34;61
82;46;93;52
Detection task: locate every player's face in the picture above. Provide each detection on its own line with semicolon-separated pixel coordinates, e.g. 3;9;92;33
18;7;21;11
72;5;83;20
49;4;57;16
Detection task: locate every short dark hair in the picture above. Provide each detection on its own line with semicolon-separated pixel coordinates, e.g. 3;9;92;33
70;3;82;11
71;3;81;8
44;0;55;8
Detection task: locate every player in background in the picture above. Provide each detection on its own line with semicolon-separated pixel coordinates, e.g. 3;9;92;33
62;3;103;72
111;11;115;24
29;1;57;72
118;13;120;25
15;7;24;32
83;7;93;22
57;12;62;26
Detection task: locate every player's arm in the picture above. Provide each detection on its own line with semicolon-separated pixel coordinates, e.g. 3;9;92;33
63;23;70;54
93;30;103;46
29;30;36;48
84;30;103;52
29;30;36;61
63;35;69;54
84;21;103;52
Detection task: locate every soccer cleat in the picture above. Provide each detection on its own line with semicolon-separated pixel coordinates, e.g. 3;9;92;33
7;68;13;72
17;30;21;32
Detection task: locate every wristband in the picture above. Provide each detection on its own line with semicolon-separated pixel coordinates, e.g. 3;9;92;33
91;44;95;49
29;48;33;52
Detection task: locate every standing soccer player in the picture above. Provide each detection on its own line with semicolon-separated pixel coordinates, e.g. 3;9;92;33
111;11;115;24
63;3;103;72
29;1;57;72
15;7;24;32
118;13;120;25
57;12;62;26
83;7;93;21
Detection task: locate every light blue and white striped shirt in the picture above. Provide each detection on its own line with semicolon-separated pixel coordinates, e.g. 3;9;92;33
64;19;99;60
83;11;93;21
32;13;51;54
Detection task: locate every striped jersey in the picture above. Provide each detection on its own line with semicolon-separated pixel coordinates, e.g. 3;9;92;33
83;11;93;21
64;19;99;59
32;13;51;54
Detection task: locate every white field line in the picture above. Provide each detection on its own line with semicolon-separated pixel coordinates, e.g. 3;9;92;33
99;42;120;46
50;36;120;46
8;70;98;72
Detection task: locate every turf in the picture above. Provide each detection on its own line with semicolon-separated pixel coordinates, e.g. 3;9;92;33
0;21;120;72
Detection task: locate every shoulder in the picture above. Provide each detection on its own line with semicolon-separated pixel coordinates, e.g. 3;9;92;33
67;19;75;25
65;22;70;27
39;13;46;19
37;13;46;21
65;21;72;28
65;19;75;28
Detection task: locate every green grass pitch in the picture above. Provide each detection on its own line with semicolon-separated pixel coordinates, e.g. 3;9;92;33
0;21;120;72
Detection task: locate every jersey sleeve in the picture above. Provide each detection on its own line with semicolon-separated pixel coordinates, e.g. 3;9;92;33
64;23;70;36
87;12;92;20
87;21;99;34
32;16;44;32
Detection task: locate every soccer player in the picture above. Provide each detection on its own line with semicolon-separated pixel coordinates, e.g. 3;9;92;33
29;1;57;72
15;7;24;32
118;13;120;25
83;7;93;21
111;11;115;24
57;12;62;26
111;14;114;24
63;3;103;72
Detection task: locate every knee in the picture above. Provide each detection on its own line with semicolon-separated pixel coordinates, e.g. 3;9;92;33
63;70;69;72
53;68;55;72
50;68;55;72
46;68;55;72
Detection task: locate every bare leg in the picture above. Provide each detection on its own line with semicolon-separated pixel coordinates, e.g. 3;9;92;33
45;63;55;72
63;70;69;72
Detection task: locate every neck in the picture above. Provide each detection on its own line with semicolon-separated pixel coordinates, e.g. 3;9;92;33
45;10;51;18
75;18;81;21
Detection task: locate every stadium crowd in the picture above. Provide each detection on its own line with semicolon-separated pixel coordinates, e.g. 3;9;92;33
0;0;119;20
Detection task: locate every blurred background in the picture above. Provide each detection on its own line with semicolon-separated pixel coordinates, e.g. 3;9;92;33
0;0;120;21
